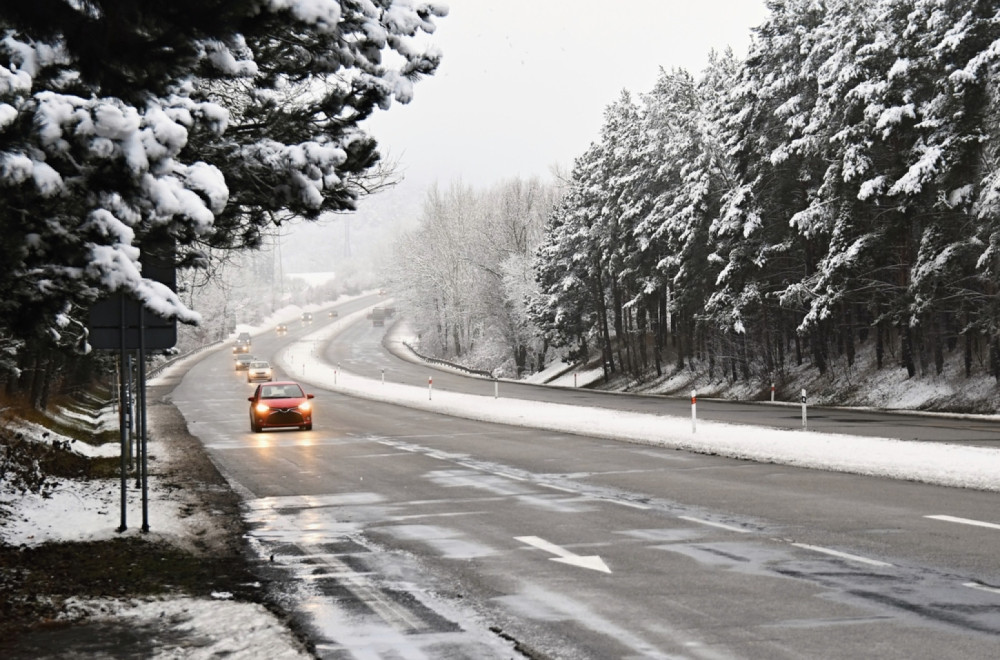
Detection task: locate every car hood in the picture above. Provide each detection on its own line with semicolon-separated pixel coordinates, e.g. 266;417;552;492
257;397;305;407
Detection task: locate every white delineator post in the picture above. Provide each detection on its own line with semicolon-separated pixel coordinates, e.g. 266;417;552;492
574;373;578;388
771;382;775;402
691;389;697;433
428;376;433;400
494;378;499;399
381;368;385;385
801;388;808;429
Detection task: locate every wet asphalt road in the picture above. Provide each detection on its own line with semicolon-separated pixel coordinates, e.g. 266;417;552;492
168;298;1000;658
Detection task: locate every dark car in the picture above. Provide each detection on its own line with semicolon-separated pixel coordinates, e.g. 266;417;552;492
234;354;255;371
248;381;314;432
301;312;313;324
275;324;287;335
232;331;252;354
328;309;338;319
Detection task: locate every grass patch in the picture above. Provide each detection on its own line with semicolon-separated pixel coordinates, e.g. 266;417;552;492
0;537;263;639
40;452;121;480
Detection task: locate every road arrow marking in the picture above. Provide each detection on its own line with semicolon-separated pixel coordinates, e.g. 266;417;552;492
515;536;611;573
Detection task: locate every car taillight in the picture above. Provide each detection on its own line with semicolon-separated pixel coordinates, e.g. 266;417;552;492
298;401;312;412
255;403;270;413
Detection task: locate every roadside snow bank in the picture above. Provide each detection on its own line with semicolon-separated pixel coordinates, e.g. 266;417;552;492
278;316;1000;493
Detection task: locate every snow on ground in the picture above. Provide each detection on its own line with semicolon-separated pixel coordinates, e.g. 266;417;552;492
276;307;1000;493
547;364;604;388
7;417;120;459
1;475;190;547
60;596;307;659
522;358;574;384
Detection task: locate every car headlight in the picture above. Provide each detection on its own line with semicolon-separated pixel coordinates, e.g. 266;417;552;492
298;401;312;412
255;403;270;413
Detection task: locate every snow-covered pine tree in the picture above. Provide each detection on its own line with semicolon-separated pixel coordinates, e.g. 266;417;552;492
0;0;446;356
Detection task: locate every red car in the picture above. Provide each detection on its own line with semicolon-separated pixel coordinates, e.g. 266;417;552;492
248;381;314;432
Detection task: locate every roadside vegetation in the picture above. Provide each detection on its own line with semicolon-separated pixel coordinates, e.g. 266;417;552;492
0;384;298;651
393;0;1000;412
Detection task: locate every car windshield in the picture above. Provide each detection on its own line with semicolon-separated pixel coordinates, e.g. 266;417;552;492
261;384;302;399
250;362;269;368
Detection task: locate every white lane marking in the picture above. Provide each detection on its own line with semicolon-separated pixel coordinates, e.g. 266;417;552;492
540;483;577;493
791;543;893;567
612;500;651;510
964;582;1000;595
492;471;526;481
926;514;1000;531
678;515;751;534
515;536;612;573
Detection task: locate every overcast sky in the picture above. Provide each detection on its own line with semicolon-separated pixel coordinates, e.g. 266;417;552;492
362;0;770;199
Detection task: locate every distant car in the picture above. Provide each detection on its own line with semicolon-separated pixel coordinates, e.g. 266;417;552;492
233;331;252;354
248;381;314;432
301;312;313;324
328;310;338;318
276;324;287;335
247;360;273;383
235;354;255;371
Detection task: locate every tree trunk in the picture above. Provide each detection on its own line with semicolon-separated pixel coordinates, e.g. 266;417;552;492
593;260;614;378
612;281;626;375
901;323;915;378
876;320;884;370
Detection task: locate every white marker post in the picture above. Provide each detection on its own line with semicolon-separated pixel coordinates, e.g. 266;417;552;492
691;389;697;433
381;368;385;385
771;382;775;402
801;388;808;430
334;369;338;385
428;376;433;400
494;378;499;399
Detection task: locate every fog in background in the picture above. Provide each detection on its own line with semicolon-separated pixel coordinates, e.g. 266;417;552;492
279;1;769;282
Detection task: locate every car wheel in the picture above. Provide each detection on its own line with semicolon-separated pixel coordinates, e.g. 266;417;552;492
251;418;261;433
303;423;312;431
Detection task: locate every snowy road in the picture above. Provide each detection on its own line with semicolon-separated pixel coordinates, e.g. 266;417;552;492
168;305;1000;658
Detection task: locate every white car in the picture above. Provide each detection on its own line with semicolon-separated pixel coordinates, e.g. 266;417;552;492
247;360;273;383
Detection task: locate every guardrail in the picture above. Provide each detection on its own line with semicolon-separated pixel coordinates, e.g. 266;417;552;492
400;341;496;379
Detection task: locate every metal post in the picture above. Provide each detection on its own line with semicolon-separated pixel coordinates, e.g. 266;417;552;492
117;299;128;532
801;388;808;430
138;306;149;533
691;389;697;433
124;353;133;467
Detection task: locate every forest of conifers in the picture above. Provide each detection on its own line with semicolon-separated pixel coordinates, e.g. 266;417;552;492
527;0;1000;388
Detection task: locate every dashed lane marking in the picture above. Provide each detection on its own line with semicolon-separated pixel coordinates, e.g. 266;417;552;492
678;516;751;534
964;582;1000;595
790;542;893;567
926;514;1000;531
